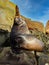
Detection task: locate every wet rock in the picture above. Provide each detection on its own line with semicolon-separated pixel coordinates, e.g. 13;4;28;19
38;54;49;65
0;49;37;65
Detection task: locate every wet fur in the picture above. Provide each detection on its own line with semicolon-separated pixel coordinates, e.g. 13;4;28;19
10;17;44;52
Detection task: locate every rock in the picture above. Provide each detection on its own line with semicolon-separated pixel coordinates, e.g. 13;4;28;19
0;48;37;65
38;54;49;65
46;20;49;34
47;40;49;44
0;0;16;45
0;0;16;32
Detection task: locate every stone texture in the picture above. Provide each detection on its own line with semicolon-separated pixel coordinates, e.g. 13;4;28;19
46;20;49;34
0;0;16;32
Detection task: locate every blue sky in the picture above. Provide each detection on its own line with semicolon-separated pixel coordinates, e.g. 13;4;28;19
10;0;49;26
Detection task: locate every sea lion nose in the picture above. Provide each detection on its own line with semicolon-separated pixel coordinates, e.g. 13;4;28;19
14;17;20;25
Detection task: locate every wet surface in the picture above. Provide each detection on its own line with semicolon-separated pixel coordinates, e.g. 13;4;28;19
0;47;37;65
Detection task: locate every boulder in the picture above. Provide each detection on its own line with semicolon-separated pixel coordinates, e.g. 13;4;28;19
0;0;16;45
0;0;16;32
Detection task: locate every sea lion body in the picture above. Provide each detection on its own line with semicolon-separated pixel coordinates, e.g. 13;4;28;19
10;17;44;52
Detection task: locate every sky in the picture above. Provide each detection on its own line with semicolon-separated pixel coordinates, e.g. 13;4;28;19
10;0;49;26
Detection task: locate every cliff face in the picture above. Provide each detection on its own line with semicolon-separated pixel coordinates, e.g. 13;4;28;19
0;0;16;32
46;20;49;34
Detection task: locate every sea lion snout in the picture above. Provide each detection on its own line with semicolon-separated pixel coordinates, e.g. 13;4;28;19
14;17;26;27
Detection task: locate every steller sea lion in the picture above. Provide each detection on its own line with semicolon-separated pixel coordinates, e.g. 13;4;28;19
10;6;45;65
10;16;44;52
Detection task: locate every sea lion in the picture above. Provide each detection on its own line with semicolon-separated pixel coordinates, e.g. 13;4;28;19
10;6;44;52
10;16;44;52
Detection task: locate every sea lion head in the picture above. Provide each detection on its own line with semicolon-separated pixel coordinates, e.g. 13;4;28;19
14;5;26;26
14;17;26;27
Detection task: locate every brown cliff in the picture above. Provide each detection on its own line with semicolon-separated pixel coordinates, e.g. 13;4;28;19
21;16;44;33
